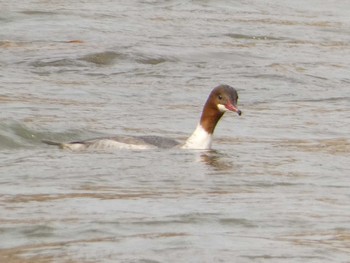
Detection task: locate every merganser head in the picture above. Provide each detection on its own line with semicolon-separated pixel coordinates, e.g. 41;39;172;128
210;85;242;116
200;84;242;135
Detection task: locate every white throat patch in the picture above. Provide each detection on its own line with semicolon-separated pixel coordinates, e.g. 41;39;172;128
217;104;228;112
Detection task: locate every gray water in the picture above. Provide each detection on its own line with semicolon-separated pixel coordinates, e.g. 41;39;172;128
1;1;350;262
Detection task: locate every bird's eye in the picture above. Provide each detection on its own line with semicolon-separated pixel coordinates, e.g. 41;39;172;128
218;95;223;100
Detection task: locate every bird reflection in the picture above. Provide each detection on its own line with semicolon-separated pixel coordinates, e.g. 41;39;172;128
200;150;234;171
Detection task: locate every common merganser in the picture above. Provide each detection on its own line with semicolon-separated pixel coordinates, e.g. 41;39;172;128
42;84;242;151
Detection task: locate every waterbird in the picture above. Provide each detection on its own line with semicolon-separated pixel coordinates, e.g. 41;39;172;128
42;84;242;151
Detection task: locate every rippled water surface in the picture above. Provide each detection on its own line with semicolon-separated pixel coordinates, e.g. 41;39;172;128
1;1;350;262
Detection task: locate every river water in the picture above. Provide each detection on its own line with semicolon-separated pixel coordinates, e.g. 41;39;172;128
1;1;350;262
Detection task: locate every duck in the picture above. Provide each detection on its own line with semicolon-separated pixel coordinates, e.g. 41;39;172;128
42;84;242;151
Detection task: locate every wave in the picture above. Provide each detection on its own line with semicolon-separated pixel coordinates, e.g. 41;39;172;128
0;121;99;150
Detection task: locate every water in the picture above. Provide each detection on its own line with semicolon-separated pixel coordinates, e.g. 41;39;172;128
1;1;350;262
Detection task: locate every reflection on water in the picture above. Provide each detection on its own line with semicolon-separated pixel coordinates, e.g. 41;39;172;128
1;0;350;262
200;151;235;171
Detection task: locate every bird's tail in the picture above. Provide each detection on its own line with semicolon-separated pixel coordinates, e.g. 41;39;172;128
41;140;63;147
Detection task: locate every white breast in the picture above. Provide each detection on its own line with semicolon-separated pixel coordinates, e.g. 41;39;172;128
181;125;212;150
